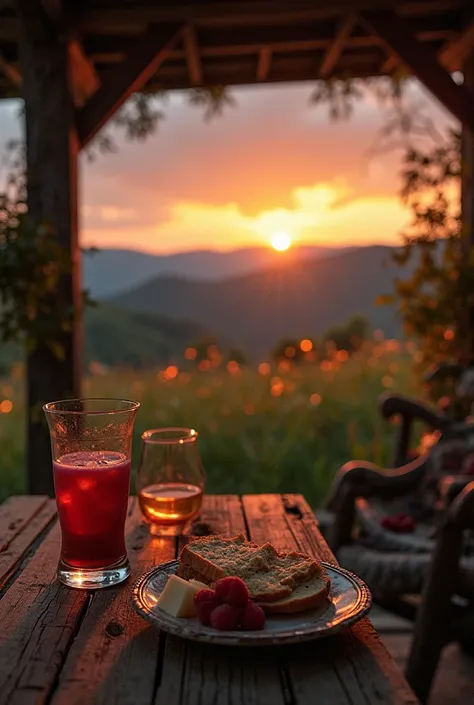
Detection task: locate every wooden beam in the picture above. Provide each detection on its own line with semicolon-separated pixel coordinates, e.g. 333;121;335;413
127;53;388;92
87;28;456;62
319;11;357;78
439;18;474;72
184;25;202;85
380;28;461;74
18;0;81;495
0;53;21;86
257;47;272;81
39;0;101;107
380;53;398;73
461;54;474;360
361;10;474;133
76;24;184;147
77;0;465;32
68;39;100;107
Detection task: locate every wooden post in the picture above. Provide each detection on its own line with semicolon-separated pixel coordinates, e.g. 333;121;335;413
18;1;81;495
461;54;474;363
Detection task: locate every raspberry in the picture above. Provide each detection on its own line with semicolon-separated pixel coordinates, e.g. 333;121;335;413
215;576;249;606
240;601;266;631
209;604;241;631
194;589;220;625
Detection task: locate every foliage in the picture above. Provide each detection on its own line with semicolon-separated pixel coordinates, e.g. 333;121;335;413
389;129;473;368
271;338;312;364
227;347;248;366
312;75;471;369
0;339;421;503
88;87;236;158
184;337;248;370
323;314;371;353
373;126;473;369
187;87;236;121
0;141;94;359
311;74;407;121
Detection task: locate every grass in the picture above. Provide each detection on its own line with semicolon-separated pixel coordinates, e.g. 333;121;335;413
0;338;424;506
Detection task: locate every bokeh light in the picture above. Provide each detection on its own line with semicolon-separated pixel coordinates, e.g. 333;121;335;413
300;339;313;352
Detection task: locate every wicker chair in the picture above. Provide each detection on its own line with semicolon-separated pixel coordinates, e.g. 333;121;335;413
326;395;474;703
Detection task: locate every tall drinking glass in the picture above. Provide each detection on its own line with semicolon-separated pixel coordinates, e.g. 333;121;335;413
44;398;140;589
136;428;205;536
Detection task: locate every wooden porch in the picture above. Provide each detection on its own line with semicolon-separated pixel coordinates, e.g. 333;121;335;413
373;606;474;705
1;0;474;495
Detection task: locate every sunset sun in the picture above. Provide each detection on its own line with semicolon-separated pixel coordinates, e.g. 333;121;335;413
271;232;292;251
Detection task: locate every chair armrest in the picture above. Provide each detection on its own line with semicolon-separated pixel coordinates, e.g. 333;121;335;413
325;455;429;552
437;475;473;508
423;362;464;384
379;394;448;429
447;481;474;531
406;479;474;701
327;454;430;510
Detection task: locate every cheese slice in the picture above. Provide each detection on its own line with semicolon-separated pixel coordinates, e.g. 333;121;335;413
156;574;201;618
189;578;209;590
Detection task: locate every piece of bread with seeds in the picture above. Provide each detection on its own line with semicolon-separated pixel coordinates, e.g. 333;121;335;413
178;534;327;605
258;569;330;614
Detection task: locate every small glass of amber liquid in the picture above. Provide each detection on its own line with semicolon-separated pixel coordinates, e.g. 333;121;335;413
136;428;205;536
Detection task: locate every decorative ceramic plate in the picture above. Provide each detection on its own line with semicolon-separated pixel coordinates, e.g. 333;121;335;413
131;560;372;646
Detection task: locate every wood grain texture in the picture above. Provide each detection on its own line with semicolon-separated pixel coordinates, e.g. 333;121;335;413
0;496;49;554
283;493;335;563
0;494;418;705
0;522;88;705
155;494;286;705
243;493;418;705
199;493;248;536
241;494;302;551
0;498;57;588
51;498;174;705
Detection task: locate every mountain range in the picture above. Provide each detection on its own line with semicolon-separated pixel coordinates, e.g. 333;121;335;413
0;304;204;373
110;245;410;358
83;244;356;298
1;244;411;370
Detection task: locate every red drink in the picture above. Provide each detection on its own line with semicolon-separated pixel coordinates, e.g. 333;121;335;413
53;451;131;569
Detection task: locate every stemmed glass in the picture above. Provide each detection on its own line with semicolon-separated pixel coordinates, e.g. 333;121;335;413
136;428;205;536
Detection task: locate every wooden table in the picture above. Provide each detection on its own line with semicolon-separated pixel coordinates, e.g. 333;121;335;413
0;494;418;705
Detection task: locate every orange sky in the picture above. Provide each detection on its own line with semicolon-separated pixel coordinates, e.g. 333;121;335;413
0;81;454;254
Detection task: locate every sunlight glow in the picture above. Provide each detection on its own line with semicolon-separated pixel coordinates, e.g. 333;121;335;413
271;231;292;251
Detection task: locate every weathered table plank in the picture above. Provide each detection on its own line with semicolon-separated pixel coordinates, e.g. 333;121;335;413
0;494;418;705
0;496;57;588
0;496;48;553
242;494;418;705
0;521;88;705
51;498;174;705
155;495;286;705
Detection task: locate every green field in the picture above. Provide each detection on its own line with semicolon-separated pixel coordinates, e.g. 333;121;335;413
0;339;423;506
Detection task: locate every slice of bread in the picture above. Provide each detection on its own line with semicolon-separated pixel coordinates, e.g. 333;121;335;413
179;534;321;603
258;567;330;614
177;563;211;584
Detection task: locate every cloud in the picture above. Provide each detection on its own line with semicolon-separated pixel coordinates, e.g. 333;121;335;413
0;80;449;254
80;82;407;227
82;180;410;253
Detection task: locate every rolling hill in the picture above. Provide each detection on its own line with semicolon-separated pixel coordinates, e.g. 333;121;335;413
111;245;411;357
84;244;356;298
0;304;204;371
85;304;204;367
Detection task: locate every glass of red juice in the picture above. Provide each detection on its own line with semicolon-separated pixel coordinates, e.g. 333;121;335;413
43;398;140;589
